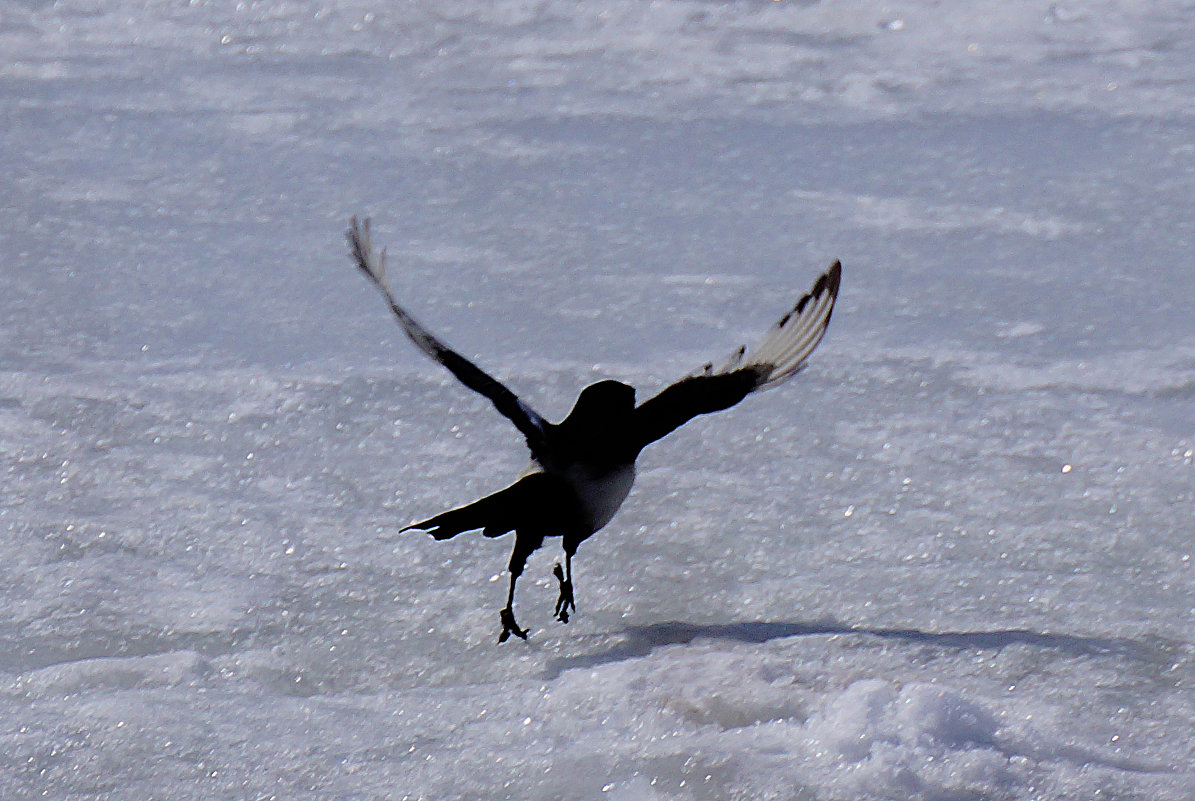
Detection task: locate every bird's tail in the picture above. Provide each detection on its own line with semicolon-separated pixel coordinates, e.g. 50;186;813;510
403;473;553;541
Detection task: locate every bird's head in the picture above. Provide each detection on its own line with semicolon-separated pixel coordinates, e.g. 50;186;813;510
565;379;636;428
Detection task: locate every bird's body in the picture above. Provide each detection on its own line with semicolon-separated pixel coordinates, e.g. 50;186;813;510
566;461;636;534
346;217;841;642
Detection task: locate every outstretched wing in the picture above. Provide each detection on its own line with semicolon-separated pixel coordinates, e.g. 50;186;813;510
633;260;841;448
347;216;551;458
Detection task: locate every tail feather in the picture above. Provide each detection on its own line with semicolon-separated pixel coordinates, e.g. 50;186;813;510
402;500;496;541
403;473;554;540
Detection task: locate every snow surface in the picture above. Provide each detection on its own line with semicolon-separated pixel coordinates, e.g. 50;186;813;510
3;1;1194;798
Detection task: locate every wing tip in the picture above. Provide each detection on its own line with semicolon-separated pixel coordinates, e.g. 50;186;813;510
826;258;842;286
347;214;386;286
748;258;842;388
814;259;842;304
820;259;842;325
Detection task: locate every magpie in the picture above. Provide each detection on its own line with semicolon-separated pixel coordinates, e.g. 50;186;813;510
346;217;841;642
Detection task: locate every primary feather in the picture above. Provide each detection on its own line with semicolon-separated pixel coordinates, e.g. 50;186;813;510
702;261;841;390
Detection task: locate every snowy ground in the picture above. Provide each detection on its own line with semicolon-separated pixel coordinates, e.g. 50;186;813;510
3;1;1194;799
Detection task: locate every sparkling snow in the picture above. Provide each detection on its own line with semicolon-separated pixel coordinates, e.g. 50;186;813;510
2;1;1193;799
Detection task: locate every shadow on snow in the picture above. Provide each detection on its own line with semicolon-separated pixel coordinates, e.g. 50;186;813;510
544;619;1160;679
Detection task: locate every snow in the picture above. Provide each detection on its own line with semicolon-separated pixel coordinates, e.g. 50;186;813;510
2;0;1194;798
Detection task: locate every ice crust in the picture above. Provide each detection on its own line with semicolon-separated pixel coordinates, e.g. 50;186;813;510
2;1;1194;799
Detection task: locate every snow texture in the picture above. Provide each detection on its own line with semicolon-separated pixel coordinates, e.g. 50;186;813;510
2;1;1194;799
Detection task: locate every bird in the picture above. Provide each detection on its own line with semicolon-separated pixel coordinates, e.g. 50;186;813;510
346;216;841;642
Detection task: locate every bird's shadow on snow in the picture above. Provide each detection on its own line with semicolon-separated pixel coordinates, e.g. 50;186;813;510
543;619;1160;679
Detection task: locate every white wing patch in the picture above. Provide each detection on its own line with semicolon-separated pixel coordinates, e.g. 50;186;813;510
700;261;841;391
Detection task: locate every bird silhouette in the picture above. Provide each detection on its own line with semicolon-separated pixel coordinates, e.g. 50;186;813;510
346;216;841;642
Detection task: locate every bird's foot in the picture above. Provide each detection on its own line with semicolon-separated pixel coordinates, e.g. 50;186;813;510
553;563;576;624
498;606;528;643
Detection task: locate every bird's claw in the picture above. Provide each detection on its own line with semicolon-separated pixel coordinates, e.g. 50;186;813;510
498;606;528;643
553;563;575;624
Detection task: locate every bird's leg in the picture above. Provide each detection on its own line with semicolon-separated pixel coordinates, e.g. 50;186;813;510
499;571;528;642
553;551;576;624
499;546;530;643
